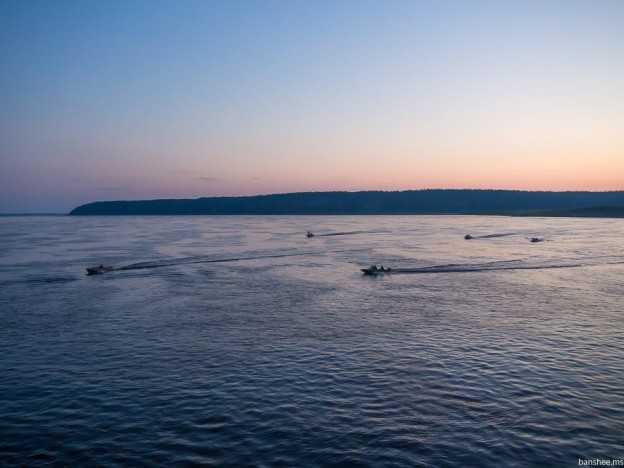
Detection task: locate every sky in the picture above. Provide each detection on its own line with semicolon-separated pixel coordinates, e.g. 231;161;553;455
1;0;623;213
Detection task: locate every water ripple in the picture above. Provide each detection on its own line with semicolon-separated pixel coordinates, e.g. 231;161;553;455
1;215;623;466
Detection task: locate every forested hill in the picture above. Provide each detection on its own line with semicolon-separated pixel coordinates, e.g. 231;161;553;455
69;190;624;216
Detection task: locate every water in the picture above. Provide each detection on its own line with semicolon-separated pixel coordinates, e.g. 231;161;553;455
1;215;623;466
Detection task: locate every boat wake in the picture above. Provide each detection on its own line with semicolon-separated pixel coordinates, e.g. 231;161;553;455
395;263;581;274
478;232;517;238
117;251;314;271
365;257;624;275
312;230;386;237
468;232;518;239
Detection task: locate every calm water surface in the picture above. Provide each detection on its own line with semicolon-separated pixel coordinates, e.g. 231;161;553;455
1;215;623;466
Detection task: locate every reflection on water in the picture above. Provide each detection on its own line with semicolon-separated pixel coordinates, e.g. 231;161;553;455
1;215;623;466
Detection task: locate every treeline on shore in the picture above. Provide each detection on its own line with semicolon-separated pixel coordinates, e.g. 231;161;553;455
69;190;624;217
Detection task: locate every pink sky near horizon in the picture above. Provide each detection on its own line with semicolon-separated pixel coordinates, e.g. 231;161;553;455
1;1;623;212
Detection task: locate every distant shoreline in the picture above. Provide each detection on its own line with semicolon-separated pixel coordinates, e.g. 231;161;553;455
510;207;624;218
68;190;624;218
4;211;624;219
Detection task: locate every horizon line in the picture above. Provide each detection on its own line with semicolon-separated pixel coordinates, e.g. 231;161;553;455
5;188;624;214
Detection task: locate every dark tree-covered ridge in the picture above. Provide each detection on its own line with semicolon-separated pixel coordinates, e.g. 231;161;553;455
69;190;624;216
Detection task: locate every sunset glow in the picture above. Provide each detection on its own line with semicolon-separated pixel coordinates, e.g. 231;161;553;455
1;0;623;212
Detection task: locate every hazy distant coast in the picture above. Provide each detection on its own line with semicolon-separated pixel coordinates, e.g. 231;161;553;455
69;190;624;217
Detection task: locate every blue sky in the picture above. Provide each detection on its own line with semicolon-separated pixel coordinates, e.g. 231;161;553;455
1;0;623;212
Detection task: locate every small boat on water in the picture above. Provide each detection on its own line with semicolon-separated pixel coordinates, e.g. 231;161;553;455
306;231;315;238
361;265;392;275
464;234;473;240
86;265;114;275
529;237;543;243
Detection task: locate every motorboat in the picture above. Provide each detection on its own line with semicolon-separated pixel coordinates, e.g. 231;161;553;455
86;265;114;275
529;237;543;243
306;231;315;238
464;234;473;240
361;265;392;275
